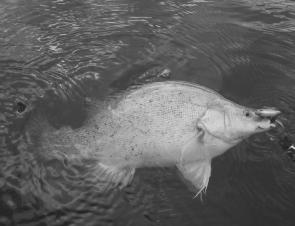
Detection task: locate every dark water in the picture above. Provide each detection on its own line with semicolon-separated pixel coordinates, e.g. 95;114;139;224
1;0;295;225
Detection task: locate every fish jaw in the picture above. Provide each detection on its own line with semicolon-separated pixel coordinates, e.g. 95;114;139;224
256;118;277;132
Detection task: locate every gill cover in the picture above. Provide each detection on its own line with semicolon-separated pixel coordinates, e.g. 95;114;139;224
198;105;236;144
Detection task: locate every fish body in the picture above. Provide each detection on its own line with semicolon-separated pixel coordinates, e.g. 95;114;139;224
32;81;280;194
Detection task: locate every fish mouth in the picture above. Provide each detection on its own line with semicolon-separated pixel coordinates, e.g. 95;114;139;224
257;119;276;131
255;108;282;131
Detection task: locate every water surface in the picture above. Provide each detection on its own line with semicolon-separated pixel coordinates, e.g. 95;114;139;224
1;0;295;225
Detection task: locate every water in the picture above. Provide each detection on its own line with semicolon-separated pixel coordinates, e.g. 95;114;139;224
0;0;295;225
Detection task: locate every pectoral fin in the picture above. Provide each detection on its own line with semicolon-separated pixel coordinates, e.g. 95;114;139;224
179;126;207;165
93;163;136;191
177;160;211;198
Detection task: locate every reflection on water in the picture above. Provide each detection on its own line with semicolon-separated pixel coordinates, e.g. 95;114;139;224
0;0;295;225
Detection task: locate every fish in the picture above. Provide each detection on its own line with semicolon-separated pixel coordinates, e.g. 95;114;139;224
28;81;281;196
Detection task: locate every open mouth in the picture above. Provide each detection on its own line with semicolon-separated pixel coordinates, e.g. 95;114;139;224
257;120;273;130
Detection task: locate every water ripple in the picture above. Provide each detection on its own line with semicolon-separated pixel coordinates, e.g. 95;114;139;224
1;0;295;225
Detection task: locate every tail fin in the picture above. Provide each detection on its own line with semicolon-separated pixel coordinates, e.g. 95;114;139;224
25;112;54;146
25;112;75;160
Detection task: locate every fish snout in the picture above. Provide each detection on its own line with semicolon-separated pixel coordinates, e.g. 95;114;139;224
254;107;282;131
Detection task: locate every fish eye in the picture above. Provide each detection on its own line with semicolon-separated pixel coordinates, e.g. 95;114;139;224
245;111;250;117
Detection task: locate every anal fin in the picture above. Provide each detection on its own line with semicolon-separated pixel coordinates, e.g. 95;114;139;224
94;163;136;190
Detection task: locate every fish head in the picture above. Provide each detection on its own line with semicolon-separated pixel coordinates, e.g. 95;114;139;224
195;102;281;158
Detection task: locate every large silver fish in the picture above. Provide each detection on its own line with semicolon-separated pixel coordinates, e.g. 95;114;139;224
31;81;280;195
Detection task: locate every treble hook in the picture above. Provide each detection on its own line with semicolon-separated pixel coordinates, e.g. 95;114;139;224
278;135;295;161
